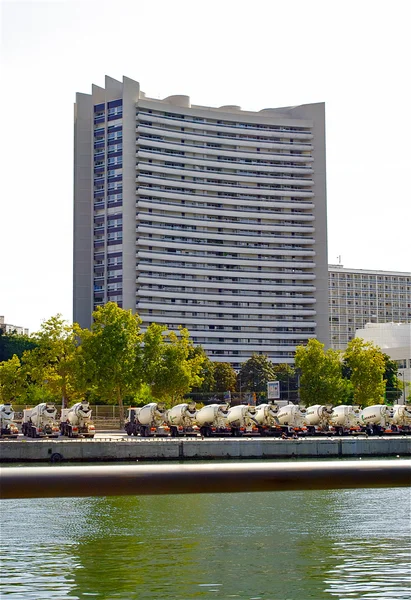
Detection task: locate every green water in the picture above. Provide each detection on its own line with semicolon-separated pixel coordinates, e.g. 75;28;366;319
0;473;410;599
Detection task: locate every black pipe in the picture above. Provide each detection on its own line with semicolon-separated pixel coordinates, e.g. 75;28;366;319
1;460;410;499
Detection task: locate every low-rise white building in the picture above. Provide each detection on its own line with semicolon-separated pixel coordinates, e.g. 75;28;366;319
0;316;29;336
355;322;410;403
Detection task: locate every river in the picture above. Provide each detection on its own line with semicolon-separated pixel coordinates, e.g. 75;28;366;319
0;465;410;599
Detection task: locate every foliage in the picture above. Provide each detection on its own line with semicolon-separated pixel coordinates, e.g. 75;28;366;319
189;347;216;394
213;362;237;392
237;354;277;392
344;338;386;407
78;303;143;425
125;383;157;408
0;355;27;403
20;315;82;407
382;354;401;404
295;339;352;406
143;324;205;407
0;332;36;362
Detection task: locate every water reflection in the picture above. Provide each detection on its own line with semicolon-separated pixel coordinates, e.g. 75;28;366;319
1;485;410;599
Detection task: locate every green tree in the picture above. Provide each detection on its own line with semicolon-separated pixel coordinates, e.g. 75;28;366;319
238;354;277;392
0;332;37;362
344;338;386;407
273;363;297;402
214;362;237;393
143;325;204;406
21;315;82;407
189;347;216;394
79;303;144;426
0;355;27;403
382;354;401;405
295;339;351;406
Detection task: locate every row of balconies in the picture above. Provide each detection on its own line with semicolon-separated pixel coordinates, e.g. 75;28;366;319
136;162;313;187
137;174;314;198
138;203;315;225
137;189;314;211
137;113;313;139
136;124;313;152
137;149;313;175
137;213;315;233
136;138;313;163
137;110;312;135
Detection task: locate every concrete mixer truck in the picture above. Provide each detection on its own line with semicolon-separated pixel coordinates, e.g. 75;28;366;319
0;403;19;438
196;403;230;437
137;402;168;437
60;401;95;438
165;402;198;437
125;407;141;436
359;404;394;435
328;405;361;436
276;404;307;436
225;404;257;436
304;404;333;435
22;402;60;438
253;403;282;436
390;405;411;434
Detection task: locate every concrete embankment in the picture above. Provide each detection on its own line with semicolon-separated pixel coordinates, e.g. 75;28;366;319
0;437;410;463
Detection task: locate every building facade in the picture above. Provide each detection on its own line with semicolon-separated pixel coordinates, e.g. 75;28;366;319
0;316;29;336
355;322;410;403
329;265;411;350
74;75;329;366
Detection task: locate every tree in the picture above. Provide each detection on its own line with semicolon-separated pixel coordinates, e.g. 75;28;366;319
273;363;297;402
78;303;144;426
188;347;216;395
294;339;351;406
21;315;82;407
344;338;386;407
237;355;277;392
0;332;36;362
213;362;237;393
143;324;204;406
0;355;27;403
382;354;401;405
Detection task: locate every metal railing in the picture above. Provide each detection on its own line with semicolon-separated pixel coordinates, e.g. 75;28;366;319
1;460;410;500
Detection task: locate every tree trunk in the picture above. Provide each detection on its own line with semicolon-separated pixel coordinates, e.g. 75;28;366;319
117;387;125;429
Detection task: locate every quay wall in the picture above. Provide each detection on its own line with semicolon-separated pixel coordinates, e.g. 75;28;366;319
0;437;410;463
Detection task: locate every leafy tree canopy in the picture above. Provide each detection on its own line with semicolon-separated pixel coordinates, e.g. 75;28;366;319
0;355;26;403
78;303;143;424
213;362;237;393
344;338;386;407
238;354;277;392
295;339;351;406
21;315;82;407
0;332;36;362
144;324;204;406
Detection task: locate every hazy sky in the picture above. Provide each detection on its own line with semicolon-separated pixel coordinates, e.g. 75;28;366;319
1;0;410;334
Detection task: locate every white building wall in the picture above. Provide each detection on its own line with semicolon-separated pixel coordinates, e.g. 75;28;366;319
355;322;411;403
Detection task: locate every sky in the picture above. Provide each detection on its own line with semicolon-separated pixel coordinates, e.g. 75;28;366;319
1;0;410;334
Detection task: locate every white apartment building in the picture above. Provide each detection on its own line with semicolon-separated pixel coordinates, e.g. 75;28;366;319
355;322;410;403
74;76;329;366
329;265;411;350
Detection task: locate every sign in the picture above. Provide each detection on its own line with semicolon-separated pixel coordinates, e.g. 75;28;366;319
267;381;280;400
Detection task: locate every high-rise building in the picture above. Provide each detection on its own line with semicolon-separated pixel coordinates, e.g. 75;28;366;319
329;264;411;350
74;75;329;366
